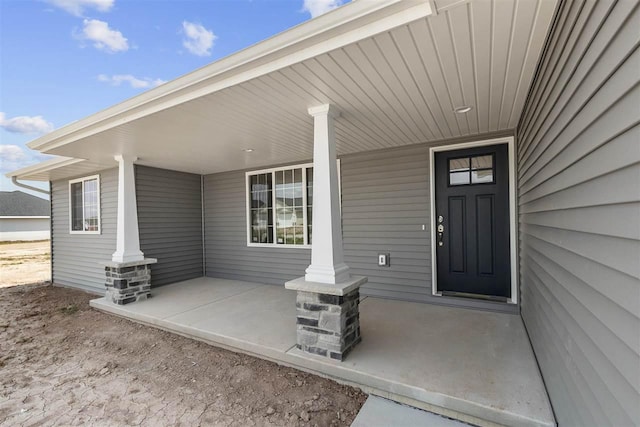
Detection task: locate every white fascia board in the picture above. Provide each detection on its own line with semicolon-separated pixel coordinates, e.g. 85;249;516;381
0;216;50;219
5;156;84;180
28;0;433;153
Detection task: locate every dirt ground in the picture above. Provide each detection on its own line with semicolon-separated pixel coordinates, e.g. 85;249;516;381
0;240;50;288
0;263;366;426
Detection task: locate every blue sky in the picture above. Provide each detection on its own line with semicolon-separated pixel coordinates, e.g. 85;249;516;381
0;0;346;197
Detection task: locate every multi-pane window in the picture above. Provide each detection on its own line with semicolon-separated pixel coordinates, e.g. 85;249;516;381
248;173;273;243
448;154;495;186
69;175;100;233
247;164;313;246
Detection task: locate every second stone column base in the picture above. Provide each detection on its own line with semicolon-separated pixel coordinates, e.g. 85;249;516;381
285;275;367;361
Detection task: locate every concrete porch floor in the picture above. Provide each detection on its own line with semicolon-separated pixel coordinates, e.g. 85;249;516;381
90;277;555;427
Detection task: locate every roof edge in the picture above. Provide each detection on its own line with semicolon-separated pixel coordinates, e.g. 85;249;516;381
5;157;84;180
28;0;433;153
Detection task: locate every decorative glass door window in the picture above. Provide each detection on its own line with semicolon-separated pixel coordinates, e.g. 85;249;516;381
69;175;100;233
247;164;313;246
448;154;495;186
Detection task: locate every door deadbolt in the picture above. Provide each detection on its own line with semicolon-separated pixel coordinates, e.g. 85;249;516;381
437;224;444;233
438;215;444;223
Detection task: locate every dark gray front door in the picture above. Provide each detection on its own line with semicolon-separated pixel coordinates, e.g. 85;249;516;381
434;143;511;299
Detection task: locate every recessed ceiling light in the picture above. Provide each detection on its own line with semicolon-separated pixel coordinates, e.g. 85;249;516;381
454;106;473;114
243;148;254;152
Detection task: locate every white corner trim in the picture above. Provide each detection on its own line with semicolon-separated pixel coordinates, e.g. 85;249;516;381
429;136;518;305
68;174;101;235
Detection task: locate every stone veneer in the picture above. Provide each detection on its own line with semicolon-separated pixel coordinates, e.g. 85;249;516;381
103;259;157;305
295;289;361;361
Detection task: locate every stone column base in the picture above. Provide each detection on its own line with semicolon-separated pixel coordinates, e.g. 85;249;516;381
101;258;157;305
286;276;367;361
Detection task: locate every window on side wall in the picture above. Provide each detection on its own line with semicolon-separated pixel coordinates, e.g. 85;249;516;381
246;162;339;248
69;175;101;234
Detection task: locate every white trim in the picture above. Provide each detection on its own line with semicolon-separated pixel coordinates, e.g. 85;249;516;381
246;163;314;178
68;174;101;235
5;156;83;179
302;162;309;246
429;136;518;305
0;216;50;219
245;162;314;249
244;161;341;249
337;158;342;215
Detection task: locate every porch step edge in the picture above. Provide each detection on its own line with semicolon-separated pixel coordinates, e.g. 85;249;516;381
90;296;556;427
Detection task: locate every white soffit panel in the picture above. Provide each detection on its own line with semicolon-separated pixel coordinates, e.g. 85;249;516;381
28;0;558;176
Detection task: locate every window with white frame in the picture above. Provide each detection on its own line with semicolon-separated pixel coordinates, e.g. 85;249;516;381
247;163;315;247
69;175;100;233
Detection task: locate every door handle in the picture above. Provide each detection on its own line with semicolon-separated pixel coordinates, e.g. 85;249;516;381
437;215;444;247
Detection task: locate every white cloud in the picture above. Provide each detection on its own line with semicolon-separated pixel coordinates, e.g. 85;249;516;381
0;145;30;173
0;145;51;173
182;21;216;57
302;0;344;18
81;19;128;53
98;74;166;89
47;0;114;16
0;112;54;135
0;145;28;163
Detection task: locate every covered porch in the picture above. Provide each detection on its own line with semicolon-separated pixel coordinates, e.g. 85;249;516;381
90;277;554;427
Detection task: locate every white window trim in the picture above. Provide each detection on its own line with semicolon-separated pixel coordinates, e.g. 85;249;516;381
68;174;101;235
245;160;341;249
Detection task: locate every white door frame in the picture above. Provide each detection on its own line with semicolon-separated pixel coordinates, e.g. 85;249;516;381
429;136;518;305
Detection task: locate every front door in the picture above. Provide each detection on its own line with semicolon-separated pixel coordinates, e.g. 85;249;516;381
434;143;511;299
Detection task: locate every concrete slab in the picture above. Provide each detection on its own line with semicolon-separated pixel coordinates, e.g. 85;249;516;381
167;285;297;353
90;278;555;427
102;277;262;320
352;396;470;427
339;298;553;427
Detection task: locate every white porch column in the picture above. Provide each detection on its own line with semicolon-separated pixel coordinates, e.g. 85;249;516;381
285;104;366;362
304;104;350;284
112;154;144;263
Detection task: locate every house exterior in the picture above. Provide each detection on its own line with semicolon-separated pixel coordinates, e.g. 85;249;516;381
0;191;50;241
6;0;639;425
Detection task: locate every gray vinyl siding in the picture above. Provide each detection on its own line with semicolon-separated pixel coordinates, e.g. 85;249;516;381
51;168;117;293
203;135;517;313
341;140;517;313
341;145;431;301
516;1;640;426
136;166;203;286
203;170;310;285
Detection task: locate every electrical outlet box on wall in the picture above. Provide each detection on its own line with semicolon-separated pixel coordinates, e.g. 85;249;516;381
378;253;390;267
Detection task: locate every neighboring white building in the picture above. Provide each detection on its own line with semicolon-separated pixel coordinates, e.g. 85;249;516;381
0;191;50;241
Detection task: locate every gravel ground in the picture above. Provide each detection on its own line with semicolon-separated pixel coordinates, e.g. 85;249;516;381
0;257;366;426
0;240;50;288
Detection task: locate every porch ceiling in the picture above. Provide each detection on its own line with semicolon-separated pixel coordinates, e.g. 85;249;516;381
14;0;557;180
